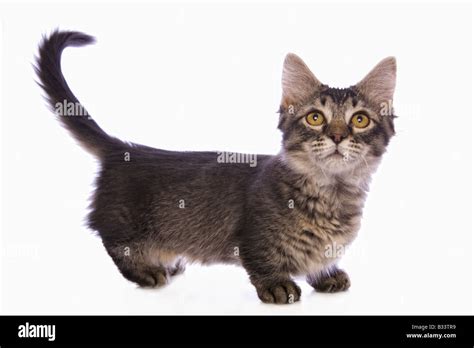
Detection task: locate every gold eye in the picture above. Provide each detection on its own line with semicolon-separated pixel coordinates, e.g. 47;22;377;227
351;113;370;128
305;111;326;126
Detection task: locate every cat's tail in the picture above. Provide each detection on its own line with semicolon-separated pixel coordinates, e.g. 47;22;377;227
35;30;125;158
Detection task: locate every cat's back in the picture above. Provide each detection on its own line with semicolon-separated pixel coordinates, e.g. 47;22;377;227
88;145;273;261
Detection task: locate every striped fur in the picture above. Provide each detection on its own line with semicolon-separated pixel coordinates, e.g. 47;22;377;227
36;32;396;304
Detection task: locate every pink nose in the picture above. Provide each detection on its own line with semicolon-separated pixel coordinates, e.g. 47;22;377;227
332;133;343;144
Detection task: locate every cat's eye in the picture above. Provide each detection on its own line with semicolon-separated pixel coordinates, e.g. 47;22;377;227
351;113;370;128
305;111;326;127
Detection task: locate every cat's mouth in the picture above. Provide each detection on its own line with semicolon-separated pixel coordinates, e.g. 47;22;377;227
319;152;345;166
323;146;345;159
327;152;344;159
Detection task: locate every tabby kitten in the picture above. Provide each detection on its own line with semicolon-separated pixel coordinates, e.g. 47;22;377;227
36;31;396;304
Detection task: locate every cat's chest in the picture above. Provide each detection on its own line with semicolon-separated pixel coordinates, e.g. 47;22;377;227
297;184;363;231
284;181;366;274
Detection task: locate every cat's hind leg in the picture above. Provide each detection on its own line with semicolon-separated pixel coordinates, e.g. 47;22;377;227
104;242;180;288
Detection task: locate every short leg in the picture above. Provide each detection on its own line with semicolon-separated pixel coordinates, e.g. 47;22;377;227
252;277;301;304
241;252;301;304
307;267;350;293
105;243;170;288
239;212;314;304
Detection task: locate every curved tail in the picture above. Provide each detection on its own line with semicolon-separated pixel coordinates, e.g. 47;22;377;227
35;30;124;158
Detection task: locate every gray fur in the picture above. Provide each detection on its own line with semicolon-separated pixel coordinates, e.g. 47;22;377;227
36;31;396;304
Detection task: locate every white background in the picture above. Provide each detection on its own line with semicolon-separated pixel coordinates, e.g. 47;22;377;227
0;1;472;314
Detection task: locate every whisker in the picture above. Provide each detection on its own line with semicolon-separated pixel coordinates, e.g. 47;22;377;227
359;152;370;170
319;166;328;179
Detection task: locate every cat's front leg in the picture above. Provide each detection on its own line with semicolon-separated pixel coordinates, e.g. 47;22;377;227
306;266;351;293
250;277;301;304
240;242;301;304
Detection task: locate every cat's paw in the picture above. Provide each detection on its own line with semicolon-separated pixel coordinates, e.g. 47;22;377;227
255;280;301;304
132;266;169;288
167;259;186;277
308;268;350;293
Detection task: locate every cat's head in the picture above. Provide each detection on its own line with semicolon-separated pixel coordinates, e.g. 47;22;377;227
278;54;396;177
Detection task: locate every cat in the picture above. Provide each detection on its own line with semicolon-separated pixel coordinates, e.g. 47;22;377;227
36;30;396;304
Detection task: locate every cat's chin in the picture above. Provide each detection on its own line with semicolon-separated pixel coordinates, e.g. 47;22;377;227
317;153;362;175
282;151;361;178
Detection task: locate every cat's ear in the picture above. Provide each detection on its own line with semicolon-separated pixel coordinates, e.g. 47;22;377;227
355;57;397;106
281;53;322;109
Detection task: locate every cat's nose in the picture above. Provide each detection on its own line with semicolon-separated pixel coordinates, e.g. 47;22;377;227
331;133;344;144
327;119;349;144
